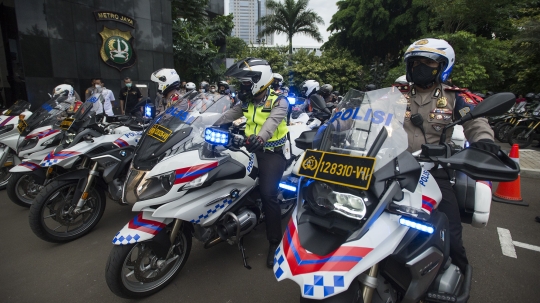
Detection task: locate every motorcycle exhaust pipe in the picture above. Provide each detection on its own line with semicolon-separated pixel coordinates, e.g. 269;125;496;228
217;210;257;240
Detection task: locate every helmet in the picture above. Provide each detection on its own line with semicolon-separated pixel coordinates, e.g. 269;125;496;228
186;82;196;91
365;84;376;91
404;38;455;83
151;68;180;95
224;58;273;98
282;86;290;94
525;92;535;101
273;73;284;87
218;80;229;90
393;75;410;93
486;91;494;97
53;84;74;97
200;81;209;92
319;84;333;96
300;80;320;98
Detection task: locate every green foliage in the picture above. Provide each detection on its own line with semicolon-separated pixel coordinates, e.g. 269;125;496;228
257;0;324;54
237;45;290;81
226;36;248;58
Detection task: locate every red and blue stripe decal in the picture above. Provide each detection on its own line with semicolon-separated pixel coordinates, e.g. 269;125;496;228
113;138;129;148
26;129;60;140
282;220;373;275
478;180;492;189
43;150;80;161
19;161;40;171
174;162;218;185
0;116;15;127
128;213;167;235
421;195;436;212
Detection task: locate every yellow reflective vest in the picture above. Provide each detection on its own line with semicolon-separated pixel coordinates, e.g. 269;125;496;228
242;91;288;146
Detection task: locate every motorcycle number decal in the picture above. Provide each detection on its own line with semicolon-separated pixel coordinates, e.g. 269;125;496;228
298;150;376;190
147;124;172;142
59;117;75;130
17;119;27;133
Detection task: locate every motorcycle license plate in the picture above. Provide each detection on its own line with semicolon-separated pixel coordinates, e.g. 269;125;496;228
17;119;27;133
147;124;172;142
298;149;376;190
60;117;75;130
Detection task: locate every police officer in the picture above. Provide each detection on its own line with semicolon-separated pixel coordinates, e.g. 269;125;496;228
119;77;143;116
403;38;498;273
213;58;289;268
150;68;182;114
271;73;284;94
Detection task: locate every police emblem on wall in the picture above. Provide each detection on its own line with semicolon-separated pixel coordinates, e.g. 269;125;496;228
98;27;137;71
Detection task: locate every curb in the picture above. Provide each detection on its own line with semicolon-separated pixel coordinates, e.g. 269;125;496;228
521;169;540;179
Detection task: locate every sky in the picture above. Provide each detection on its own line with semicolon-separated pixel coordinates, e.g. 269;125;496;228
225;0;339;47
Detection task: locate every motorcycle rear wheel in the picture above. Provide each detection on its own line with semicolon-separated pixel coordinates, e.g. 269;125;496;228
28;179;106;242
7;172;43;207
105;226;192;299
508;126;534;149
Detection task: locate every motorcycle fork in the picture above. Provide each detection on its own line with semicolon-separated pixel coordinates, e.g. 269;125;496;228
360;263;379;303
73;161;99;215
165;219;183;260
525;121;540;137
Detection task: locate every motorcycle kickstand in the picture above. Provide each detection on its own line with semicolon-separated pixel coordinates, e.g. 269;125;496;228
238;237;251;270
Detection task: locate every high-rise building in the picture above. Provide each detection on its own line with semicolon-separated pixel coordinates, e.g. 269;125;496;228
229;0;274;45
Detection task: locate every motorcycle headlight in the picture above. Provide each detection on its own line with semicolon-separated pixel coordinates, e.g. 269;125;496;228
136;171;176;201
0;124;14;135
19;136;39;152
304;181;372;220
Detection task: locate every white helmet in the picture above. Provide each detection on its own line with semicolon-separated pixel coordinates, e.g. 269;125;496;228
395;75;408;84
151;68;180;95
225;58;273;98
393;75;410;93
273;73;283;86
404;38;455;83
53;84;74;97
301;80;319;98
186;82;196;91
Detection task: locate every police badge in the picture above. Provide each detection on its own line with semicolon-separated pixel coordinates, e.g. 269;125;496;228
436;97;447;108
99;26;137;71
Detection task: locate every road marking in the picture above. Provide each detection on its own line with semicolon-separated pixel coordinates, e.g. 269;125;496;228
513;241;540;253
497;227;540;258
497;227;517;258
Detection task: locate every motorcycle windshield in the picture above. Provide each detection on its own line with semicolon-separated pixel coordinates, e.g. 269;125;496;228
132;93;233;170
533;104;540;116
314;88;408;176
3;100;30;116
21;95;74;135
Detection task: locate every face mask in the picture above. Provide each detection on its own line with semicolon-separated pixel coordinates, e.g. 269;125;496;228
95;84;102;89
411;63;438;87
126;83;132;88
210;89;216;93
238;83;254;102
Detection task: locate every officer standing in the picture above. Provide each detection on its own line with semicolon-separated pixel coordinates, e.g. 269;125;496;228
119;77;143;116
403;38;499;274
213;58;289;268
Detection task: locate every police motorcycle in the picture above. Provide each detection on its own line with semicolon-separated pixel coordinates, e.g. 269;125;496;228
273;88;518;303
105;92;315;298
4;96;78;204
27;101;146;242
0;100;32;189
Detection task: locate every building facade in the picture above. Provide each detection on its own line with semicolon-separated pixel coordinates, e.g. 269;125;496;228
229;0;273;45
0;0;173;107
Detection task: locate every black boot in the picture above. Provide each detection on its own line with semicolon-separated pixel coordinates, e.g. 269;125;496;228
267;242;279;268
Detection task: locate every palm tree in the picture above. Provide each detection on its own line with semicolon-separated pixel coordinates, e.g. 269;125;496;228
257;0;324;55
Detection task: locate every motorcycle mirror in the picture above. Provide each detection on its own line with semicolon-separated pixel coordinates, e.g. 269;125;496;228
310;94;331;114
468;92;516;120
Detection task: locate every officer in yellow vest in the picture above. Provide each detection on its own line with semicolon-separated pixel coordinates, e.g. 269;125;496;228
214;58;289;268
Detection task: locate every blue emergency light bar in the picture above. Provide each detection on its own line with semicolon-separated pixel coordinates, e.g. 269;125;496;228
279;182;296;192
144;104;155;119
204;127;229;145
287;97;296;105
399;217;434;234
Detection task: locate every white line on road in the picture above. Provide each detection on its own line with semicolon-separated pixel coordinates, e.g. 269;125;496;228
497;227;517;258
513;241;540;253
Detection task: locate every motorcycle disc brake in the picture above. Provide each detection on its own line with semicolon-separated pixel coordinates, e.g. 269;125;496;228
133;245;174;282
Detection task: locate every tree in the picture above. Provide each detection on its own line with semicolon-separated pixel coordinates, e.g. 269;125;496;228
257;0;324;55
226;36;248;58
237;44;290;83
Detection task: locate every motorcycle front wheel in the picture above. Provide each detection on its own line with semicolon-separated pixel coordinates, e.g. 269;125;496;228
496;123;514;142
7;172;43;207
105;225;192;299
508;126;534;149
28;179;106;242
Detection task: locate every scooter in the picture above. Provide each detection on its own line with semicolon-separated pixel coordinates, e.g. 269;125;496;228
0;100;32;189
105;93;315;298
27;101;145;242
273;88;518;303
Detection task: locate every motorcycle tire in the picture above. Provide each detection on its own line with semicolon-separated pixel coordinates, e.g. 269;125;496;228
492;121;506;132
6;172;42;208
105;225;192;299
28;179;106;243
496;123;514;143
508;126;534;149
299;280;363;303
0;165;12;190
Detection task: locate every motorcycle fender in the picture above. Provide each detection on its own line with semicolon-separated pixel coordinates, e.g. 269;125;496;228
55;169;108;192
112;212;174;257
472;181;492;228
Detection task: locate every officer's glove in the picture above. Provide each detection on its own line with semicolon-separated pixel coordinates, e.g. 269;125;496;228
470;139;500;155
245;135;265;153
231;134;245;148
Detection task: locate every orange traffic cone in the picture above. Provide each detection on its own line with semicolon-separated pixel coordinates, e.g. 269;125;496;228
493;144;527;206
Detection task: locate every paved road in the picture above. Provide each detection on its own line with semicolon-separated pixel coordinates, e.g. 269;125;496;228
0;178;539;303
